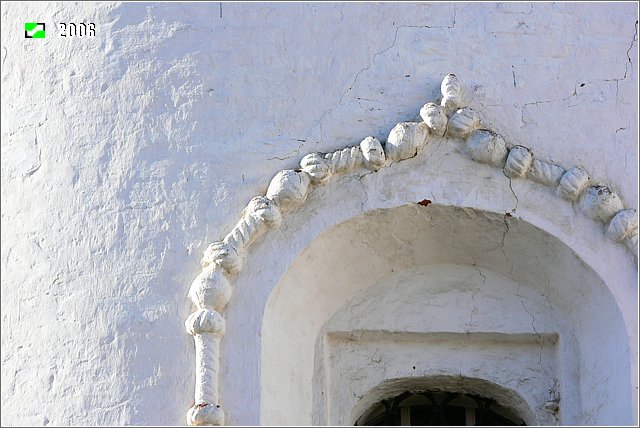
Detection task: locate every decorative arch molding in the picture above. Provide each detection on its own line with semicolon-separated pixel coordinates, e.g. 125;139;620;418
184;74;638;425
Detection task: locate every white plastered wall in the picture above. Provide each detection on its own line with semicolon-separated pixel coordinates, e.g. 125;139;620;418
1;2;637;426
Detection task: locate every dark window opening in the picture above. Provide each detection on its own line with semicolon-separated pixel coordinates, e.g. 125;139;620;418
355;390;526;426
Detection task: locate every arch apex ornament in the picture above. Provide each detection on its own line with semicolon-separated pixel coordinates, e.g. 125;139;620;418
185;73;638;425
440;73;463;113
420;103;448;137
447;106;481;138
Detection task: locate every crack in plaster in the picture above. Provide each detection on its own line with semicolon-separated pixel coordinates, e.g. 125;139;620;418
500;215;516;280
526;3;534;15
623;20;638;81
615;127;628;134
503;170;519;213
527;23;638;111
357;171;376;213
614;126;631;172
521;86;578;126
468;260;487;331
481;128;519;213
318;6;456;144
624;145;631;173
267;141;305;161
603;19;637;106
515;284;543;365
543;273;554;314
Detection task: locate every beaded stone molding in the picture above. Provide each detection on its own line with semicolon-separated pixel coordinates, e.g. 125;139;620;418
184;74;638;425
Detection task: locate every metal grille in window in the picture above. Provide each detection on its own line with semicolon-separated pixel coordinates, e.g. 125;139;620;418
355;391;526;426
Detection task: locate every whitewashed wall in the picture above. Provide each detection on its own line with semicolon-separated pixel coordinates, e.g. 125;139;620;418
1;2;637;426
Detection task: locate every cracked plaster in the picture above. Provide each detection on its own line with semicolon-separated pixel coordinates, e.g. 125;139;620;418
1;2;638;426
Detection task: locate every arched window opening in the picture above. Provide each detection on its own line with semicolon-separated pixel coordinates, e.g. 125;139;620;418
355;391;526;426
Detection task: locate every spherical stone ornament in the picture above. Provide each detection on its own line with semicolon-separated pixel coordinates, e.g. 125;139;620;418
440;73;462;112
188;265;232;311
420;103;448;136
504;145;533;179
300;153;330;184
446;107;480;138
385;122;430;161
360;136;386;170
266;169;312;209
558;167;589;201
246;196;282;226
201;241;242;273
185;309;226;336
465;130;508;167
607;209;639;243
187;403;225;426
579;185;625;223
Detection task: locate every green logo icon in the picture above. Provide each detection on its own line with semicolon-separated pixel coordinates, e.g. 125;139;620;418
25;22;45;38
